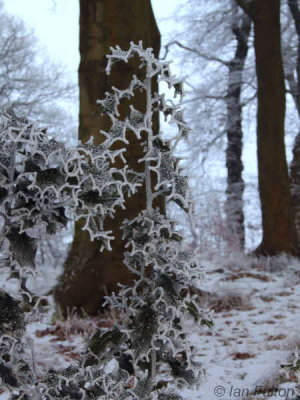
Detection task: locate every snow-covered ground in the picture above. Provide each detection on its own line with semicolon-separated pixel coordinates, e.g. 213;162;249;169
183;254;300;399
1;253;300;399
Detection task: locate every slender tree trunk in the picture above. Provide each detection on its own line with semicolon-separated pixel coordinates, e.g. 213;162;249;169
225;7;251;250
287;0;300;243
54;0;161;316
253;0;298;255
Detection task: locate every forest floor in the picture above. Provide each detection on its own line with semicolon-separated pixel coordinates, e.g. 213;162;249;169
1;253;300;399
182;254;300;400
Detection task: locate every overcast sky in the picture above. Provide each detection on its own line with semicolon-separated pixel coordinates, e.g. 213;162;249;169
3;0;181;80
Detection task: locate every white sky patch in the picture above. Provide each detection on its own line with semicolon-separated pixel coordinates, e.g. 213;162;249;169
4;0;79;70
3;0;182;70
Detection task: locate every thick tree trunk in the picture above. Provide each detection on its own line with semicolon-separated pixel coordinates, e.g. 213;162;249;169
287;0;300;243
225;9;251;250
253;0;298;255
54;0;161;316
290;132;300;242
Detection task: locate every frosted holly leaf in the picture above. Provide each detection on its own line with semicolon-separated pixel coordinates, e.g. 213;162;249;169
79;160;111;189
105;45;134;75
75;138;126;166
112;166;138;191
155;274;180;305
100;117;128;146
78;185;124;212
182;298;211;327
171;252;202;283
30;138;65;164
75;184;124;246
0;291;25;338
61;150;86;179
153;152;177;188
35;167;66;189
122;210;173;245
108;46;131;60
123;251;146;274
122;211;184;274
111;86;132;104
107;42;158;77
122;215;152;247
131;304;158;357
156;94;176;122
3;108;28;126
77;165;130;211
159;64;171;80
167;175;189;211
41;207;68;235
133;41;155;62
139;145;160;164
78;136;108;157
0;153;10;174
167;356;198;386
178;124;190;139
97;91;120;116
169;110;190;138
81;223;114;250
14;194;69;236
128;75;146;93
43;364;108;400
147;61;167;79
87;328;124;360
6;229;37;269
126;106;147;139
158;64;181;89
131;376;152;399
0;187;8;205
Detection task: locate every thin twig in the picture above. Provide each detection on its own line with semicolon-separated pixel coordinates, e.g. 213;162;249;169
161;40;230;66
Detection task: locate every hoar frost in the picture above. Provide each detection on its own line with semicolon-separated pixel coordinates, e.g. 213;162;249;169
0;43;211;399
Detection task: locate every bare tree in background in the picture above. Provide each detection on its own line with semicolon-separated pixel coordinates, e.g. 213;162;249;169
165;0;254;251
169;0;300;254
224;4;251;250
237;0;298;255
286;0;300;243
0;4;76;141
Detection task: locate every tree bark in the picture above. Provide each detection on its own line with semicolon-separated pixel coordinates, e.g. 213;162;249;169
253;0;298;255
54;0;161;316
287;0;300;244
225;8;251;250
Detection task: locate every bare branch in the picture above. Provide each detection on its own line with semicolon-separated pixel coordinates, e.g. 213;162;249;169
236;0;254;19
288;0;300;35
162;40;231;66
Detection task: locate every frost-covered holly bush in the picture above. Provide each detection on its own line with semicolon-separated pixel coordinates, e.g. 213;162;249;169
0;44;209;399
0;108;136;397
85;42;210;399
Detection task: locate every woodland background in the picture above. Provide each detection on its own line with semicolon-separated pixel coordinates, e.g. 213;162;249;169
1;1;300;399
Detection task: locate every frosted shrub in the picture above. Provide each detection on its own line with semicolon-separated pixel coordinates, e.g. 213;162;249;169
0;44;209;399
0;108;136;397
